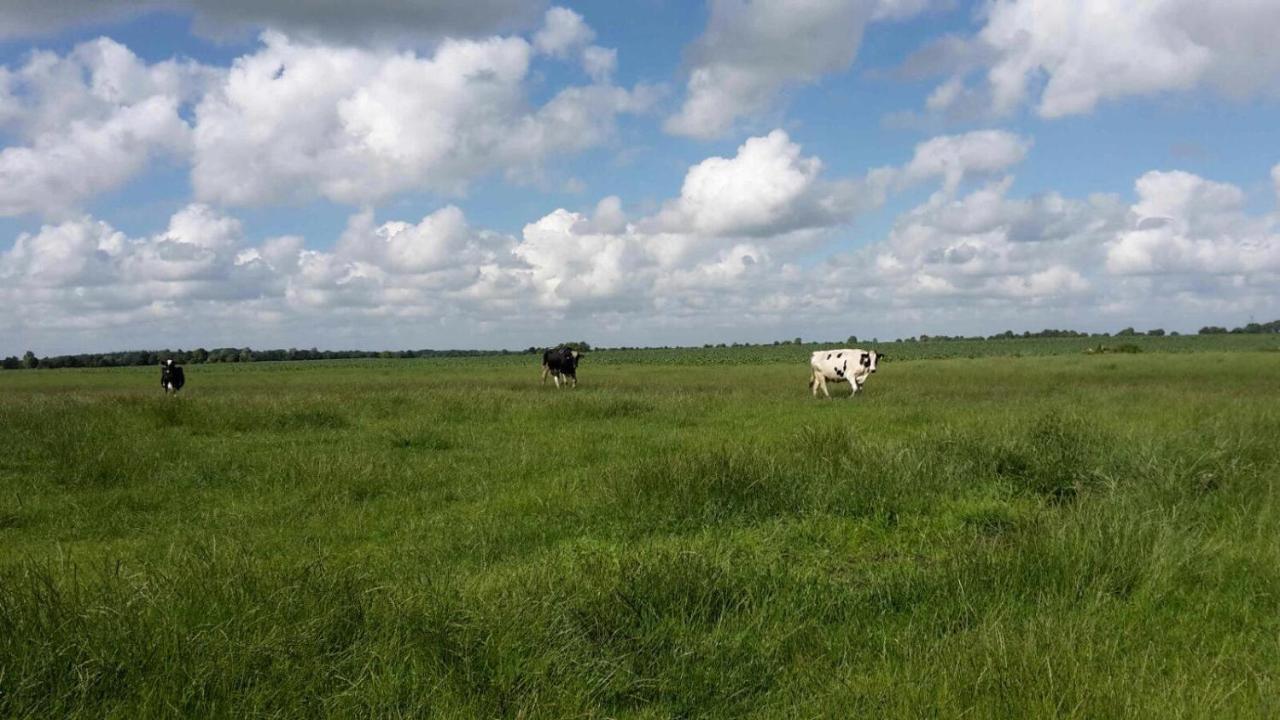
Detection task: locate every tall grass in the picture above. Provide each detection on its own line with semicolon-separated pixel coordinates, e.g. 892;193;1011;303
1;353;1278;716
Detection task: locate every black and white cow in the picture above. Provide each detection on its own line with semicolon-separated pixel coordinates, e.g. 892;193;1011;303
160;358;186;394
809;348;882;399
541;347;580;388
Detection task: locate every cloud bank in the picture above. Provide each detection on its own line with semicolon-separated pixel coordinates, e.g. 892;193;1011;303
912;0;1280;119
6;127;1278;353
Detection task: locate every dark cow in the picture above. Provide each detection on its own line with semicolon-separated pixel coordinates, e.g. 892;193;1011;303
541;347;580;388
161;358;185;394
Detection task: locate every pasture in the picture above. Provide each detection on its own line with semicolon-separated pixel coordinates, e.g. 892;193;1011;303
1;340;1278;717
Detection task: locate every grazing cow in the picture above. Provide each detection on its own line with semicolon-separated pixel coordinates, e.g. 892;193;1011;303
160;359;185;394
541;347;580;388
809;348;882;399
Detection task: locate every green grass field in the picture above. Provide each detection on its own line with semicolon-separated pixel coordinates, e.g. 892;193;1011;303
2;339;1279;717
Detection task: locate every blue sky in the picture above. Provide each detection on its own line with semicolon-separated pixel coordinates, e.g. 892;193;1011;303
2;0;1278;354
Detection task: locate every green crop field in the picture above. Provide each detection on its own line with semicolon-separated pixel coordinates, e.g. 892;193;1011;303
2;338;1279;717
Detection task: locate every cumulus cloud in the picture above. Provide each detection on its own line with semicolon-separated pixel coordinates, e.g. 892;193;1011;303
824;176;1124;307
191;29;650;206
0;203;298;345
1107;170;1280;275
582;45;617;84
0;38;217;218
809;164;1280;336
665;0;934;139
503;128;903;312
0;0;544;46
532;6;593;57
3;129;870;346
6;129;1279;352
650;129;870;238
895;129;1031;193
918;0;1280;119
1;13;641;216
0;202;528;346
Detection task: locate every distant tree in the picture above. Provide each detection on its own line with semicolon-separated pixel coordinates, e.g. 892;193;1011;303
1116;327;1137;336
2;356;20;370
846;335;858;344
1148;328;1165;336
21;351;38;369
793;337;802;345
1169;331;1180;336
1199;326;1228;335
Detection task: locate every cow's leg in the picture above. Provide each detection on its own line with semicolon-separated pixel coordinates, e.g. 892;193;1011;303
553;373;561;389
570;374;577;388
818;375;831;399
810;370;821;398
541;364;550;384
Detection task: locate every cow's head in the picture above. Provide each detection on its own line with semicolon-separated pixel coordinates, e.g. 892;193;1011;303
862;351;879;373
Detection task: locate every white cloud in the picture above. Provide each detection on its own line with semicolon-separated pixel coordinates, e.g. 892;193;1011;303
334;205;511;276
0;0;544;46
192;30;649;206
0;38;216;218
654;130;829;237
533;7;593;58
6;130;1279;353
1106;170;1280;275
825;176;1124;306
0;203;297;342
665;0;933;139
1272;163;1280;205
922;0;1280;119
897;129;1031;193
509;129;893;310
582;45;617;83
1;16;641;216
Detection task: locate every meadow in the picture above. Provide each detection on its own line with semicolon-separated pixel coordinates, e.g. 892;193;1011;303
1;337;1278;717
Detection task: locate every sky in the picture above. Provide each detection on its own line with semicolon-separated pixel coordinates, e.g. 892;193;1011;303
1;0;1278;355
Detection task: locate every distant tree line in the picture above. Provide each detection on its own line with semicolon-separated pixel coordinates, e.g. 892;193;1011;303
525;341;592;353
1196;320;1280;335
4;320;1276;370
1;346;522;370
897;319;1276;343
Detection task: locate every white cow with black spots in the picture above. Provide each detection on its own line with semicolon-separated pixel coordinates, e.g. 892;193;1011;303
809;348;882;399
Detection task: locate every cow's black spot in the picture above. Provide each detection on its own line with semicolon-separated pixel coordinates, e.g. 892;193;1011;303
836;352;842;358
